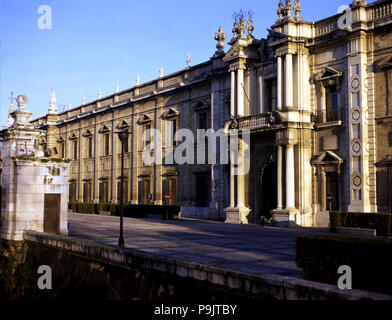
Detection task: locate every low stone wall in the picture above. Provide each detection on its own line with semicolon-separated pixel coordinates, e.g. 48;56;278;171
180;207;210;220
4;231;387;301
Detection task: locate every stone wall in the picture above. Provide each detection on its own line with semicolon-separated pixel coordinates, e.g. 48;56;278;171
1;232;389;301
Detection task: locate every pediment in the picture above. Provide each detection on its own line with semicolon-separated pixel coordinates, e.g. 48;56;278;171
223;44;242;61
161;108;179;119
117;119;129;129
69;132;78;140
378;55;392;69
375;155;392;168
137;114;152;124
57;136;65;143
314;151;343;165
99;125;110;133
267;28;287;41
83;129;93;137
319;67;342;80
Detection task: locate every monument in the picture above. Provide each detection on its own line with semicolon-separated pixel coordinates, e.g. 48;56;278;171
0;94;70;241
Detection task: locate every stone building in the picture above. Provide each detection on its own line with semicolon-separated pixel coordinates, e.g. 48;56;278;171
24;0;392;227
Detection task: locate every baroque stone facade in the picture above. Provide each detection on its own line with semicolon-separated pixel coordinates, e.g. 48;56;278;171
22;0;392;227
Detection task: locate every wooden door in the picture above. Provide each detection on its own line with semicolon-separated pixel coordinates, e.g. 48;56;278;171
44;194;61;234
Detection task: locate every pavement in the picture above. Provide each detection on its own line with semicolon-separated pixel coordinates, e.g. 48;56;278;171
68;214;330;279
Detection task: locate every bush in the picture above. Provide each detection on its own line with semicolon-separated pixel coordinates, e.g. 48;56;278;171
77;203;97;215
295;234;392;295
330;211;392;237
68;202;181;220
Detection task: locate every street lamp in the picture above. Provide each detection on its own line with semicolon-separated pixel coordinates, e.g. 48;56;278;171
116;130;131;248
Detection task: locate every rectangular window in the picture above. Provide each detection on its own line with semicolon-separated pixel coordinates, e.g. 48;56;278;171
73;141;78;160
139;179;151;205
326;86;339;122
88;137;93;158
99;181;109;203
144;125;151;148
167;179;177;206
266;80;277;112
83;182;92;203
61;143;65;159
195;174;211;207
198;113;208;130
69;183;77;202
117;180;128;204
124;136;129;153
104;134;110;156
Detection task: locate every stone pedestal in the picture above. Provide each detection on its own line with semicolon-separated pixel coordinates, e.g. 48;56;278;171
225;206;251;224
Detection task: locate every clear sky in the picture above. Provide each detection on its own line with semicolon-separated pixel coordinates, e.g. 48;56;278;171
0;0;354;123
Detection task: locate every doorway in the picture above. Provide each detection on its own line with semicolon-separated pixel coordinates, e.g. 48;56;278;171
326;172;339;211
44;194;61;234
261;162;277;219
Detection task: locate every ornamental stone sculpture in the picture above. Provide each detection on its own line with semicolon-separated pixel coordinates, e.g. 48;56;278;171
214;26;227;56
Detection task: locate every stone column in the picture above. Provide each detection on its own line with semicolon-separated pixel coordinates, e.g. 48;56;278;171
277;56;283;110
320;84;327;122
277;145;283;210
286;144;296;209
230;163;235;208
249;68;257;115
320;167;327;211
237;68;245;116
258;74;264;114
231;70;236;116
285;53;293;108
237;140;246;208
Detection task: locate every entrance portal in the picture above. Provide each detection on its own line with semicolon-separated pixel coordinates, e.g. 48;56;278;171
261;162;277;219
326;172;339;211
44;194;61;234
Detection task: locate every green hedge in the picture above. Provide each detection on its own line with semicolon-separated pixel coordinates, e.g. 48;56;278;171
68;202;180;220
330;211;392;237
296;235;392;295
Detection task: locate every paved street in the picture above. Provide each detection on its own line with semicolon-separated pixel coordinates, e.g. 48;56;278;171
68;214;329;279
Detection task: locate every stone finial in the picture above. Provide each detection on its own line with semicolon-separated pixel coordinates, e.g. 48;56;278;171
136;74;141;86
9;92;15;113
294;0;302;21
115;81;120;93
12;95;33;127
17;94;28;111
247;20;254;38
6;92;15;127
159;66;164;78
68;101;72;110
285;0;293;17
98;89;102;100
186;54;191;67
48;88;58;115
214;26;227;56
352;0;367;6
238;19;246;36
232;21;239;39
277;0;285;22
82;96;86;105
277;0;295;22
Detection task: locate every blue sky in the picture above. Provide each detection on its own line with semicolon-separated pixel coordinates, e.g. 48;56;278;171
0;0;352;123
